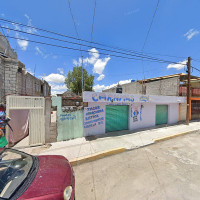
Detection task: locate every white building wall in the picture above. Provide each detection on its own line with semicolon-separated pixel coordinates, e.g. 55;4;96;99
168;103;179;124
129;103;156;130
83;92;185;136
84;102;106;136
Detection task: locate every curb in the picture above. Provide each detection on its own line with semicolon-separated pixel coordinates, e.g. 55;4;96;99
70;147;126;166
154;130;196;143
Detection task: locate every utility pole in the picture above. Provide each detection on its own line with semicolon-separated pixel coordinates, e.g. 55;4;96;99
81;56;84;96
186;57;191;125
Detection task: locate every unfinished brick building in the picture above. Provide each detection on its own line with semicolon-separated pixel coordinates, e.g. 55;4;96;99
0;32;51;102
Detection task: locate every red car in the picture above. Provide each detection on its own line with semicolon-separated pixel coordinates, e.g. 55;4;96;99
0;148;75;200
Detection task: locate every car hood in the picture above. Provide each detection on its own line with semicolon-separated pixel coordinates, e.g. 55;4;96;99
18;155;73;199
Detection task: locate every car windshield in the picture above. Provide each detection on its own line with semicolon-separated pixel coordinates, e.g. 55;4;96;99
0;148;33;199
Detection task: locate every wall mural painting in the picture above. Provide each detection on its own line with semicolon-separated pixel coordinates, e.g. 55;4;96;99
131;104;143;123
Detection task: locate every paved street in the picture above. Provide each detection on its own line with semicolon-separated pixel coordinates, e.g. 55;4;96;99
73;132;200;200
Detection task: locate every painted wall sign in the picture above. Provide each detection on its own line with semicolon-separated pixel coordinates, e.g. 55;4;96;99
59;113;76;121
140;96;149;102
83;91;186;104
133;106;139;122
91;93;134;103
84;106;104;129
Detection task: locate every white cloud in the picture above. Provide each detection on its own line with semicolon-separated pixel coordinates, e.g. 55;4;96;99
35;46;43;55
24;14;37;34
93;79;131;92
167;60;187;70
93;57;110;75
50;83;67;95
97;74;105;81
42;71;67;95
16;32;29;51
50;83;67;91
57;68;64;74
184;29;199;40
35;46;49;58
125;8;140;16
25;68;34;75
43;73;65;83
73;48;111;81
93;84;107;92
13;14;37;50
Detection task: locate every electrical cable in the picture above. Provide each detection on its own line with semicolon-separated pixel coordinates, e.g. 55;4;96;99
141;0;160;51
91;0;97;42
1;34;187;65
191;66;200;73
141;0;160;86
0;25;185;65
0;18;190;62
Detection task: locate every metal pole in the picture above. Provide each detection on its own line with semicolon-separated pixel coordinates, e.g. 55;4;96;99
186;57;191;125
81;56;84;96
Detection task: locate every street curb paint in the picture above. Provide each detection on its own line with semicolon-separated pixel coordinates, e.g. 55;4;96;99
154;130;197;143
70;147;126;166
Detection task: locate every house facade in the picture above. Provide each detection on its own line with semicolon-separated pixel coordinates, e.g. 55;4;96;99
103;73;200;120
83;91;186;136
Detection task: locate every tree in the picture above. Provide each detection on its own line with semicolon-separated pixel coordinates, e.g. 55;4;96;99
65;66;94;95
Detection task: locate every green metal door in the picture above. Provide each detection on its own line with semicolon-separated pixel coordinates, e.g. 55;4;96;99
106;105;129;132
156;105;168;125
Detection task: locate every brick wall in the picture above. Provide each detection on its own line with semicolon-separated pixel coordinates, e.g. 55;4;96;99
146;77;180;96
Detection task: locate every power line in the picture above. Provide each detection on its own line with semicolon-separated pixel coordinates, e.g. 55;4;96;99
1;34;184;65
141;0;160;82
67;0;80;39
0;23;6;37
0;25;185;65
141;0;160;51
0;18;189;61
1;34;188;67
91;0;97;41
191;66;200;73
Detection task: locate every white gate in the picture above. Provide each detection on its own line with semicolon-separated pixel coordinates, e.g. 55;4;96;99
6;96;45;146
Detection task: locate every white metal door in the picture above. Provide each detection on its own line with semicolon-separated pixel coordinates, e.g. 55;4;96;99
6;96;45;146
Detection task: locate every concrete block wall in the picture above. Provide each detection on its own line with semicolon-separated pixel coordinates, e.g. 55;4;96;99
0;54;51;101
122;82;143;94
103;82;143;94
3;58;19;97
0;32;17;59
103;77;179;96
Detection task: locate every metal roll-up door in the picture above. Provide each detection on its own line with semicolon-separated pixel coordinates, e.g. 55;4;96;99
156;105;168;125
106;105;129;132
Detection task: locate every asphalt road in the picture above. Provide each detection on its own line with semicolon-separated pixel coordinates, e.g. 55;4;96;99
73;132;200;200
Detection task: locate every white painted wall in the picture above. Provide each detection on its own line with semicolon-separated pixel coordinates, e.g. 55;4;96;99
84;102;180;136
84;102;106;136
168;103;179;124
129;103;156;130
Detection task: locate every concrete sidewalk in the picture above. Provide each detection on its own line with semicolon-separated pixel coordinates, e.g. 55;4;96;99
18;121;200;163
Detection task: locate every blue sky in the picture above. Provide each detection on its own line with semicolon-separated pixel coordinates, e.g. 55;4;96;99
1;0;200;94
